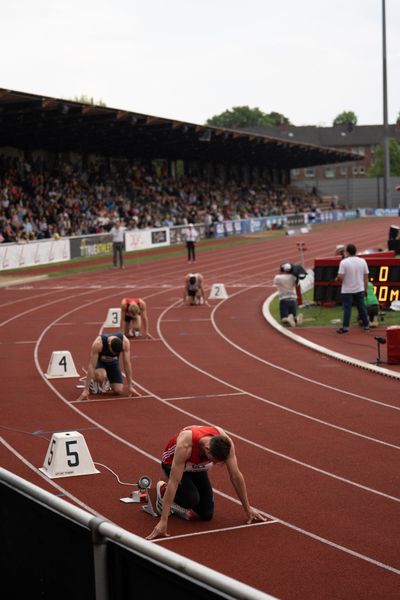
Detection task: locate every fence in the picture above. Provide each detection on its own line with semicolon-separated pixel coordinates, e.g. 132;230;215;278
0;468;276;600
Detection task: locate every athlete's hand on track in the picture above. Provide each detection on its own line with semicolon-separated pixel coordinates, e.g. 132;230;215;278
146;521;170;540
77;389;89;402
246;508;267;523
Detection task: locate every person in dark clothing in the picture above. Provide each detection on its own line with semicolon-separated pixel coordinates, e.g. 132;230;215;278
185;223;199;262
77;332;138;400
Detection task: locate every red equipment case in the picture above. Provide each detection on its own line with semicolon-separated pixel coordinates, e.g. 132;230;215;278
386;326;400;364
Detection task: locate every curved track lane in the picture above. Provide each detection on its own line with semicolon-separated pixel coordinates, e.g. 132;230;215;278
1;217;399;599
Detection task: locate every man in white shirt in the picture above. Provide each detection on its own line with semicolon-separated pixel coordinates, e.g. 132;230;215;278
185;223;199;262
336;244;369;333
110;220;125;269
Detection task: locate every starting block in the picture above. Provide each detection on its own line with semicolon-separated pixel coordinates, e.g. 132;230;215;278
120;474;158;517
39;431;99;479
209;283;228;300
104;307;121;327
45;351;79;379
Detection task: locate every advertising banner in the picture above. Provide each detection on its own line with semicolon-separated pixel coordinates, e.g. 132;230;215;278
169;224;205;244
285;214;306;227
0;239;71;270
69;234;113;259
214;217;285;238
125;228;170;251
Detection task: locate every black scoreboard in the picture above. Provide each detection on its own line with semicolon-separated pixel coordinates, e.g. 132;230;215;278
313;251;400;306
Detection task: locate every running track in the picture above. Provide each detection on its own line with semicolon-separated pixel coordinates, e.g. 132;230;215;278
1;218;399;599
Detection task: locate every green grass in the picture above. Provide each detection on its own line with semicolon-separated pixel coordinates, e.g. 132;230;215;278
269;288;400;328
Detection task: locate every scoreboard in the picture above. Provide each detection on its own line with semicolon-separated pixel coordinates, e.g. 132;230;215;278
313;251;400;306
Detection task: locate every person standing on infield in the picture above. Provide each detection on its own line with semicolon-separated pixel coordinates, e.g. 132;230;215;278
336;243;370;334
146;424;266;540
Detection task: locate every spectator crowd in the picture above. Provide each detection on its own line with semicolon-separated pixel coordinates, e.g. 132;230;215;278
0;154;325;244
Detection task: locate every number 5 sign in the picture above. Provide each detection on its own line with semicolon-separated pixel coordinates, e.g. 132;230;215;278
39;431;99;479
45;351;79;378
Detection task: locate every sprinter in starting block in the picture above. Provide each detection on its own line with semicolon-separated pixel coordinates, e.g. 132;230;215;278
183;273;209;306
146;424;266;540
76;333;139;401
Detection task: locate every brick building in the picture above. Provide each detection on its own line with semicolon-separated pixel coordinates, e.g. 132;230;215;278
244;123;400;181
242;124;400;208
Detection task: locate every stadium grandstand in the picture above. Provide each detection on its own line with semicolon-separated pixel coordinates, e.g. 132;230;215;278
0;88;357;243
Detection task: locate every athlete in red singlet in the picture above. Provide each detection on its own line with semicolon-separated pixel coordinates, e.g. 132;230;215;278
146;424;266;540
120;297;152;338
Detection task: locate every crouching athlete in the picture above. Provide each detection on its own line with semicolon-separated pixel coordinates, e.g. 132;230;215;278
146;424;266;539
77;332;138;401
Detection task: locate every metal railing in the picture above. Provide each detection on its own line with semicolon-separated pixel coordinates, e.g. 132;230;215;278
0;467;277;600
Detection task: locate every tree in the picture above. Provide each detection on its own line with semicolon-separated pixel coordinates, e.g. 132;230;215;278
206;106;290;128
72;94;107;106
333;111;358;127
368;138;400;177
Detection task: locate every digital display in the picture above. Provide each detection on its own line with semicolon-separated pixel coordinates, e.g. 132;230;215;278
313;252;400;306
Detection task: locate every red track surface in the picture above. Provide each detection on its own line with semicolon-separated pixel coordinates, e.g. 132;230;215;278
1;218;400;599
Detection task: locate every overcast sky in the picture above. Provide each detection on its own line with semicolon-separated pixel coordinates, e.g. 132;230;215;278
2;0;399;127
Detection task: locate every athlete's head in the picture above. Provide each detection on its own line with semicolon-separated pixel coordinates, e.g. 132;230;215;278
208;435;231;462
189;275;197;285
346;244;357;256
110;337;123;354
128;303;140;316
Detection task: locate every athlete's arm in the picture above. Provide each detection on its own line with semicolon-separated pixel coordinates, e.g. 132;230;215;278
139;300;152;338
183;276;189;304
77;337;101;401
225;438;267;524
122;335;138;395
120;300;129;333
146;431;192;539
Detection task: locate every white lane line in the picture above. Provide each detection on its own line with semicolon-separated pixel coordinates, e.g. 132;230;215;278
162;318;211;322
164;392;245;402
70;394;152;403
212;288;400;411
156;301;400;452
154;519;277;542
19;252;399;575
1;436;104;518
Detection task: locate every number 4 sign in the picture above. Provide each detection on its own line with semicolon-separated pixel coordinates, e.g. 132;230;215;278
39;431;99;479
45;351;79;378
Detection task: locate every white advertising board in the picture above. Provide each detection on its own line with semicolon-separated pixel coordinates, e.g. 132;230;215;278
0;239;71;270
124;228;170;252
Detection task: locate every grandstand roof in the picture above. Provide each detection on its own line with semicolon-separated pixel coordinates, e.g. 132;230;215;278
0;88;356;168
242;124;400;147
